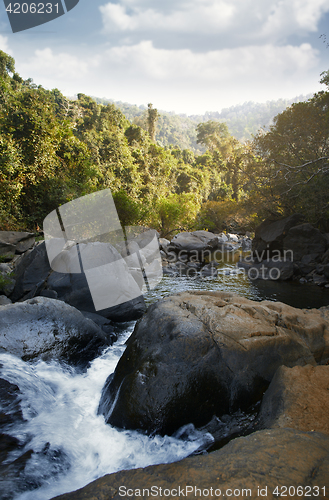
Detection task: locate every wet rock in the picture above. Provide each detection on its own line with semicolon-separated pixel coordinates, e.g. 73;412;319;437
238;259;294;281
252;213;304;258
0;266;15;297
0;376;32;500
283;223;327;261
47;269;146;322
99;291;329;435
80;311;117;340
10;242;51;302
39;289;58;299
51;429;329;500
200;263;218;277
11;241;146;322
257;364;329;435
313;274;328;286
0;297;112;369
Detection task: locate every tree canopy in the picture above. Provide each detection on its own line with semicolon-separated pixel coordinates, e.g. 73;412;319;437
1;50;328;235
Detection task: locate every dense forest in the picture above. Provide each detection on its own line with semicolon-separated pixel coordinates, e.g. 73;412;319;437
1;49;328;237
93;95;312;150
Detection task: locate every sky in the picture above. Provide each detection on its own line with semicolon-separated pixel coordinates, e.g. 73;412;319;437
0;0;328;114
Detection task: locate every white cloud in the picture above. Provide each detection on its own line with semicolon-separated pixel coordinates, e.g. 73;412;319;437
19;48;97;82
103;40;319;81
12;39;320;113
261;0;329;37
100;0;235;34
100;0;329;43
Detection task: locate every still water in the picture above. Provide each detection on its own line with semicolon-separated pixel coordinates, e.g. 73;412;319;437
1;264;329;499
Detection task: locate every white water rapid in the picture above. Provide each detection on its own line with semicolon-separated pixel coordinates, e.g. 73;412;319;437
0;322;212;500
2;270;329;499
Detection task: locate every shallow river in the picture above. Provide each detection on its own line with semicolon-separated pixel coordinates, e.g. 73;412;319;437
1;262;329;499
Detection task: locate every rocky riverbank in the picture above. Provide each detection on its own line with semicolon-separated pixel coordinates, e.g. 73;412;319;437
52;428;329;500
54;291;329;499
1;224;329;499
98;290;329;434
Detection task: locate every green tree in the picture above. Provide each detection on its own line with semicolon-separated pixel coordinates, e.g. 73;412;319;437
147;103;158;141
250;71;329;223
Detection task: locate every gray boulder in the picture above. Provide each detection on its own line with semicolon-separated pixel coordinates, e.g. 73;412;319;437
10;242;51;302
167;231;219;259
0;297;112;368
50;428;329;500
0;231;35;257
10;241;146;322
98;291;329;435
252;213;304;259
0;264;15;297
0;296;11;306
168;231;240;262
238;258;294;281
283;223;327;261
47;269;146;322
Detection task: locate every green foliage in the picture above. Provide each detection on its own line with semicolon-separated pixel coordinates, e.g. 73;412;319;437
94;95;312;146
147;103;158;141
112;190;147;227
197;200;259;233
1;50;328;236
151;193;200;237
250;79;329;223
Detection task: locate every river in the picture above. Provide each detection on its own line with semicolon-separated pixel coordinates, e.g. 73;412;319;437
1;261;329;499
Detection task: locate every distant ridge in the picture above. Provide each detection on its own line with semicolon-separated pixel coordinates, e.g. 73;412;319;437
92;94;313;151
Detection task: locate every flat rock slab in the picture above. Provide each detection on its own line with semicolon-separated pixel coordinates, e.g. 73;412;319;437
258;364;329;435
0;297;111;368
99;291;329;435
0;231;35;256
51;428;329;500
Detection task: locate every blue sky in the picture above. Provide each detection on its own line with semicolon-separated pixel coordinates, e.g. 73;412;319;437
0;0;329;114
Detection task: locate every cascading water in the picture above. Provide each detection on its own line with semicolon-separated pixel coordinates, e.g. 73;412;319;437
2;266;329;499
0;320;213;500
0;322;213;500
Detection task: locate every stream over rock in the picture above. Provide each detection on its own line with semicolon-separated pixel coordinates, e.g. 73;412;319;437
99;291;329;435
52;428;329;500
0;297;112;368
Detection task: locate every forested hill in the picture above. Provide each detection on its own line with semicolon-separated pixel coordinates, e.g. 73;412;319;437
93;95;312;151
1;47;328;236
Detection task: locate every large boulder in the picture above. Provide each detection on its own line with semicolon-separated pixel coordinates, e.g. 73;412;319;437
0;297;112;368
0;264;15;297
167;231;236;261
10;242;50;302
98;291;329;435
51;428;329;500
237;258;294;281
257;364;329;435
0;231;35;258
252;213;304;259
10;241;146;322
283;223;327;261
